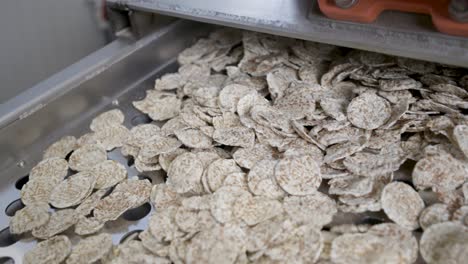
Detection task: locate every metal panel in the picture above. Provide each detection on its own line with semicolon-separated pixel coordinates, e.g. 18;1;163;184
0;0;107;104
107;0;468;67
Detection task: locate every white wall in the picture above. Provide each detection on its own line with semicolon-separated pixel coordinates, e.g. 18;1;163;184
0;0;107;103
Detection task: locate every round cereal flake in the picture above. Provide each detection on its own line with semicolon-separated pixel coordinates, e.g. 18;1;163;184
381;182;425;230
32;209;77;239
75;188;109;216
274;155;322;196
93;191;133;222
412;153;466;191
24;235;72;264
210;186;252;224
150;184;181;211
66;233;113;264
206;159;242;192
233;196;283;226
21;177;62;206
232;144;273;169
419;203;450;230
174;128;212;149
29;158;68;181
367;223;418;264
68;144;107;171
43;136;78;159
283;192;337;227
90;109;125;131
167;153;204;194
49;171;96;208
74;216;105;235
92;124;130;151
420;222;468;264
218;84;254;112
247;159;286;199
346;92;392;130
126;124;161;147
213;126;255;148
10;203;50;235
90;160;127;189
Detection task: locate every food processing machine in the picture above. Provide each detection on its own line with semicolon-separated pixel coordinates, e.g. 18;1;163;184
0;0;467;262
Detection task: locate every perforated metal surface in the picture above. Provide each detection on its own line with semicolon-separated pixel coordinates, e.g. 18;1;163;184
0;67;170;263
0;20;211;263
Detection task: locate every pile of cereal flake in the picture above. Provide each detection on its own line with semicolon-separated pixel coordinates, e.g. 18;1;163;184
10;28;468;264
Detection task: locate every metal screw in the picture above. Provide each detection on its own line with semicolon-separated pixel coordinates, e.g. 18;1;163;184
334;0;358;9
449;0;468;22
112;99;120;106
17;160;25;168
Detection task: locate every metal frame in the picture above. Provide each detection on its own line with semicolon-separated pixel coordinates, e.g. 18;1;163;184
107;0;468;67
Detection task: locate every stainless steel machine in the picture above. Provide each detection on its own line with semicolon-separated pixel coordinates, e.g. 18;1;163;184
0;0;467;262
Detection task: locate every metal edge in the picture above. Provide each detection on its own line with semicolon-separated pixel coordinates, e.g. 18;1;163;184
0;39;130;129
0;20;191;130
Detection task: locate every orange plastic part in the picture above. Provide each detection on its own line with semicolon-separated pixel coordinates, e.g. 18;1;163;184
317;0;468;37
